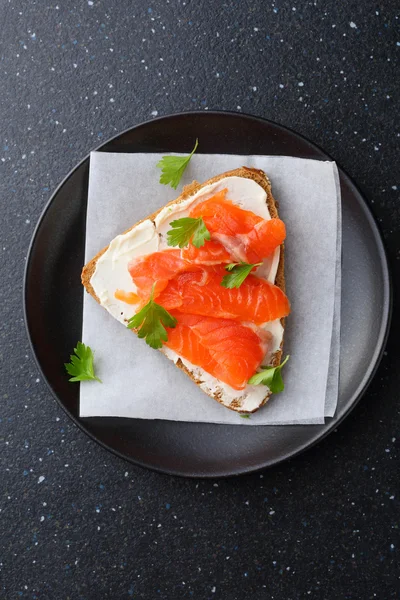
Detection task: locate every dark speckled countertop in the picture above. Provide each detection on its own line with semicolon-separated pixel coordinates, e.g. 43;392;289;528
1;1;399;599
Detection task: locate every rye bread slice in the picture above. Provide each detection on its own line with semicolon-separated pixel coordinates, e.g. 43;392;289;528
81;167;285;413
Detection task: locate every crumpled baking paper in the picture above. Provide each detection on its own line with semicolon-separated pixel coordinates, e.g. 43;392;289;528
80;152;341;425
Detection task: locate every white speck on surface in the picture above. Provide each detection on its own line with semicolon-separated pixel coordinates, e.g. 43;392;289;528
25;219;30;224
279;83;284;88
350;21;357;28
37;476;45;484
40;516;45;522
151;110;158;116
298;82;304;87
110;98;115;103
392;186;397;190
252;86;257;91
211;587;216;593
88;0;93;4
269;510;275;515
124;471;128;477
254;27;259;31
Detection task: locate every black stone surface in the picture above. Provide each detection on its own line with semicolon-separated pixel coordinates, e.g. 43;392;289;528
1;1;399;599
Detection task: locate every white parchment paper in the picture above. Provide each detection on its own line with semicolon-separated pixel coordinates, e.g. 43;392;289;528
80;152;341;425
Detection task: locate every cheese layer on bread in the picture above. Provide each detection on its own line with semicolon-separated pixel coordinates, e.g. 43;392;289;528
90;176;284;411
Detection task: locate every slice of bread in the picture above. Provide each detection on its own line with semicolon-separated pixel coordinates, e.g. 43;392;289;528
82;167;285;413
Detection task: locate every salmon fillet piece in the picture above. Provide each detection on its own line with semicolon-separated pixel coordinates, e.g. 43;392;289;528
165;312;270;390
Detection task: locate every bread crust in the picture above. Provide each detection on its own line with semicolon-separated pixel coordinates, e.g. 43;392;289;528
81;167;286;413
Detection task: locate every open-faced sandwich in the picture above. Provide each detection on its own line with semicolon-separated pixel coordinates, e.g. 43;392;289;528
81;167;291;413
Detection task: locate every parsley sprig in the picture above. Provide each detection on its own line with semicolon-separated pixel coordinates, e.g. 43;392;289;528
166;216;210;249
65;342;102;383
248;355;290;393
221;262;262;289
127;285;177;349
157;139;198;189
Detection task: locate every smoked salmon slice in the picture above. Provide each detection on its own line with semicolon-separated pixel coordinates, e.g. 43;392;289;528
128;250;199;300
165;312;270;390
189;191;286;263
214;218;286;264
157;265;290;324
181;239;232;265
190;190;261;235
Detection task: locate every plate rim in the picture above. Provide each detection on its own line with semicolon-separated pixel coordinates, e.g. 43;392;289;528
23;110;393;478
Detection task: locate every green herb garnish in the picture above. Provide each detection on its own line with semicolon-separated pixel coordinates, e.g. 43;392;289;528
156;139;198;189
166;216;210;249
240;414;251;419
65;342;102;383
221;262;262;289
127;285;177;349
248;355;290;393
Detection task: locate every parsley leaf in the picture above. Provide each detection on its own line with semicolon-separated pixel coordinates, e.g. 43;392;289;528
65;342;102;383
156;139;199;189
240;414;251;419
127;285;177;349
221;262;262;289
248;355;290;393
166;217;210;249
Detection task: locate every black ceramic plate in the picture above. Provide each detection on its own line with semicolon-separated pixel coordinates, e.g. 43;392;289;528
24;112;391;478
